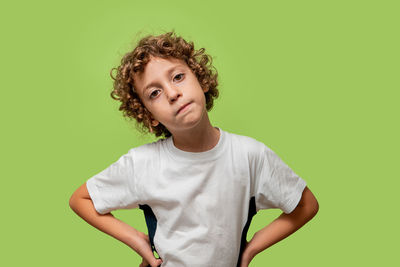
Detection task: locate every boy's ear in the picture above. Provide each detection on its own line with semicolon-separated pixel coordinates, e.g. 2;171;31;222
202;86;209;93
151;119;159;127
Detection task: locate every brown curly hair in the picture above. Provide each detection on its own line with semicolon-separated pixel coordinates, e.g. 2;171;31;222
110;31;219;138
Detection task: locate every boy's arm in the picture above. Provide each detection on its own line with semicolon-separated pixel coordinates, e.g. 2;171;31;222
240;186;319;266
69;182;163;267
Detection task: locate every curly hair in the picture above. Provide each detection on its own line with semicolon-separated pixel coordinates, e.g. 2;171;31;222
110;31;219;138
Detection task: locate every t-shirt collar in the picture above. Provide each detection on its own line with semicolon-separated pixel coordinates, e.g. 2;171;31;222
165;127;225;162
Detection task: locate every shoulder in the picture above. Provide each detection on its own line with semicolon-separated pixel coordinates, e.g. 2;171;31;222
128;138;165;153
126;138;166;164
225;131;266;155
223;130;269;177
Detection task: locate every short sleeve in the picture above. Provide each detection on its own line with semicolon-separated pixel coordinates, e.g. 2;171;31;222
254;145;307;214
86;149;140;214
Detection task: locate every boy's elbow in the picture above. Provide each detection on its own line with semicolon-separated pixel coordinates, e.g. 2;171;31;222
298;186;319;218
69;182;92;210
69;193;78;211
307;194;319;220
69;189;84;211
310;199;319;217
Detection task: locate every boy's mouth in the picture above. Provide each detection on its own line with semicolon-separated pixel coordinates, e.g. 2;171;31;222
176;102;192;115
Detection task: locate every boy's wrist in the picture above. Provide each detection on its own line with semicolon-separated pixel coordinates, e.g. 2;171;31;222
240;251;255;267
242;241;257;264
126;228;142;250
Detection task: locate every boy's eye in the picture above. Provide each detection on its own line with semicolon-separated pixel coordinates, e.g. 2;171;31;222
174;73;184;81
149;89;160;99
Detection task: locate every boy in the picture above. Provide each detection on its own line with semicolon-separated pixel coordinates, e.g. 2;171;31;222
69;31;319;267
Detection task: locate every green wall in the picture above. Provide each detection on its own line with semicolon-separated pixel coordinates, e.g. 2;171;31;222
1;0;398;266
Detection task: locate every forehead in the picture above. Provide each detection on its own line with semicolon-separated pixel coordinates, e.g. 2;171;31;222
147;56;186;69
133;56;188;94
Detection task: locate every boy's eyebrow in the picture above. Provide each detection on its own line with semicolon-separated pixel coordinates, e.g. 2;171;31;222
143;65;182;93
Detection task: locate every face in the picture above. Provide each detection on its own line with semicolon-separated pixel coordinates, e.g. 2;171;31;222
133;56;209;133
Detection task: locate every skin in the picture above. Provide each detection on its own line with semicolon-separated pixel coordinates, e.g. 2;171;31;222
69;56;319;267
239;186;319;266
133;56;220;153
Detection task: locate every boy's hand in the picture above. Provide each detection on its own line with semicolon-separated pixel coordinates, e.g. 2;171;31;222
139;256;162;267
239;241;253;267
132;230;163;267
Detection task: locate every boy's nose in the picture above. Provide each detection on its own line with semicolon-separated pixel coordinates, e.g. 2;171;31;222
166;85;181;103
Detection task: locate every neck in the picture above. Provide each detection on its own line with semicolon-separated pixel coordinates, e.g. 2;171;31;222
170;114;220;153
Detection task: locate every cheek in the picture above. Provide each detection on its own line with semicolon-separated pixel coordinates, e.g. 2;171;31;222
139;101;159;120
146;103;169;119
140;101;151;113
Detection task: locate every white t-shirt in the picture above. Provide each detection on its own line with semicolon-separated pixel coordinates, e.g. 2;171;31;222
86;127;307;267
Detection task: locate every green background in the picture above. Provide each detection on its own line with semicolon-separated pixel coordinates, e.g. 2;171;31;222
1;0;398;266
